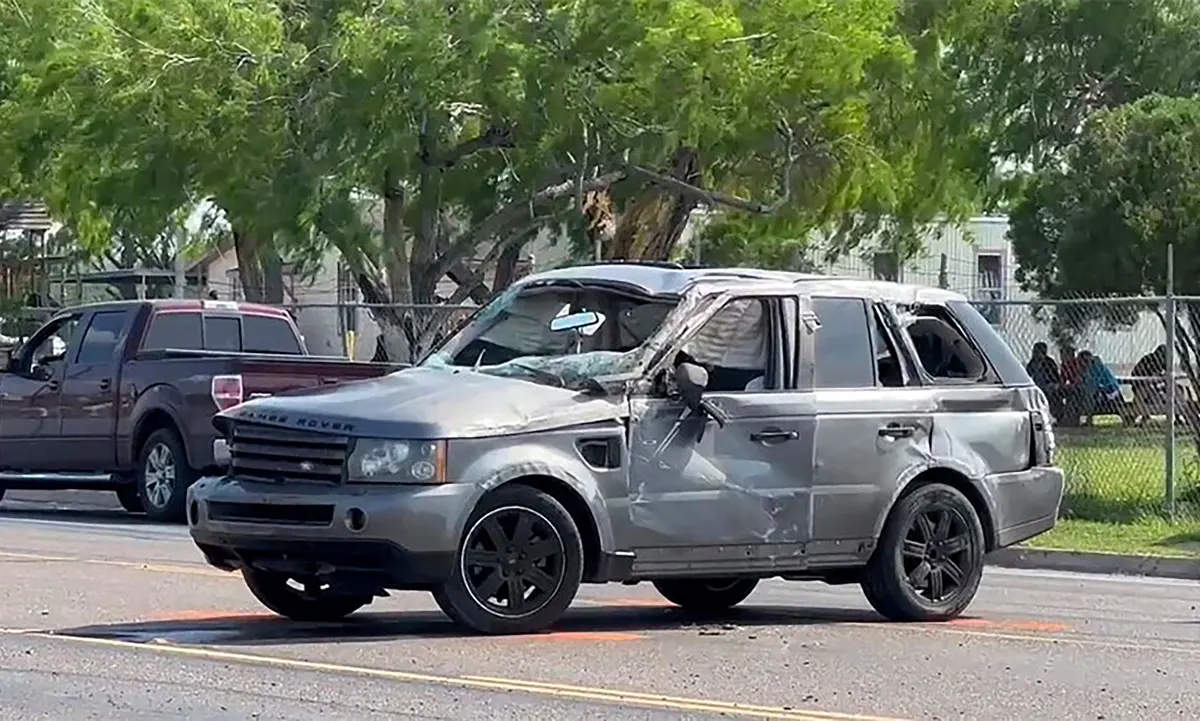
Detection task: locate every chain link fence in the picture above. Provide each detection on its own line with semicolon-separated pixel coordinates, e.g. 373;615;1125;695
6;287;1200;525
975;295;1200;523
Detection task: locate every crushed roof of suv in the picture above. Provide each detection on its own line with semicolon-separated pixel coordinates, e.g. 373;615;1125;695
522;262;969;305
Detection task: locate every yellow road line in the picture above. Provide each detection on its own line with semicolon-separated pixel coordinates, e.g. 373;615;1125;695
0;551;227;578
0;629;905;721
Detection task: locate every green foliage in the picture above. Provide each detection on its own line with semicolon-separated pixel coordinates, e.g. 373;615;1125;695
0;0;1017;287
1010;95;1200;298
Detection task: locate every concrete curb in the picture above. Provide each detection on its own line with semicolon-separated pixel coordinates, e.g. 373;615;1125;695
987;547;1200;580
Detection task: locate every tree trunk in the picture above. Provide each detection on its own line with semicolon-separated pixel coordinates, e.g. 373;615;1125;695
233;228;265;302
606;147;702;261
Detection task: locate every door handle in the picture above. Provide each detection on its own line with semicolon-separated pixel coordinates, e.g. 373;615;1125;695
878;423;916;439
98;378;112;391
750;428;799;444
47;380;59;392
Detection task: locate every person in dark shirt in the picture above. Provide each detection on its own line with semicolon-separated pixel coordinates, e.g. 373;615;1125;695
1026;342;1064;421
1130;344;1168;424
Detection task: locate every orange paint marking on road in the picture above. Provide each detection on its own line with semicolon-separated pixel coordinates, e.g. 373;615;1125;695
943;617;1068;633
591;598;674;608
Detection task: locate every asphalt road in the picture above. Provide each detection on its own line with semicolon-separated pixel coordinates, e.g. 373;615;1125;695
2;490;1200;721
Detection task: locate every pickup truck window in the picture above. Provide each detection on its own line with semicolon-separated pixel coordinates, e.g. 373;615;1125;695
204;316;242;352
242;315;302;355
811;297;876;389
75;311;130;365
142;312;202;351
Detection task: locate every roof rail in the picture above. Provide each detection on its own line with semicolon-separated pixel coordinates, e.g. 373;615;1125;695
575;259;686;270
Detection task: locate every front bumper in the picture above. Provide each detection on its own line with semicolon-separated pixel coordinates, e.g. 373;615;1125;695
989;466;1066;548
187;475;478;589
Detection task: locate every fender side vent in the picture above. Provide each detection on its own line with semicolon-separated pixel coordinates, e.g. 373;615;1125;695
577;438;622;470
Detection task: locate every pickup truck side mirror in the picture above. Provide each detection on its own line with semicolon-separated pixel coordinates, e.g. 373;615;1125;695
674;361;728;428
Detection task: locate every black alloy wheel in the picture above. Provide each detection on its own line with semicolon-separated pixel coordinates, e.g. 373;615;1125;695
902;505;972;603
862;482;985;622
462;506;566;617
433;484;583;635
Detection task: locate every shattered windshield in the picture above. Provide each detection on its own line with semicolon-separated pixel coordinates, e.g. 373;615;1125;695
421;282;678;386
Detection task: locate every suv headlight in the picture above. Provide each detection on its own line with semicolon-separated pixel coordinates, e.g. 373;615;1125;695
348;439;447;484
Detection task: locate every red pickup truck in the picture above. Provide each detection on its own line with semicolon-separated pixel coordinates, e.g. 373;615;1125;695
0;299;396;520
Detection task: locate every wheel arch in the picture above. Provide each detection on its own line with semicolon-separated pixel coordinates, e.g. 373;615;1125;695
881;467;998;553
132;408;189;468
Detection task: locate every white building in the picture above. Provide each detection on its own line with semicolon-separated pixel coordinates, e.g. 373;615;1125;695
810;216;1164;373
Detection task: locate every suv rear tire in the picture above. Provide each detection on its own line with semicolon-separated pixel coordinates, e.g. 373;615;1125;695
243;569;372;622
653;578;759;611
136;428;194;523
862;482;985;622
433;484;584;635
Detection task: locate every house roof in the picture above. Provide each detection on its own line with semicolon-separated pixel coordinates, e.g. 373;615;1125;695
0;201;53;232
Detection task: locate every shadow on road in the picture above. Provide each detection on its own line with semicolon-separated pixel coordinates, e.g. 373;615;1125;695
0;505;166;527
48;604;886;646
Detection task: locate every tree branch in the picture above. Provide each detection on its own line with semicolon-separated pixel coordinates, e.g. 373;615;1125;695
629;121;798;215
429;170;626;283
427;126;514;169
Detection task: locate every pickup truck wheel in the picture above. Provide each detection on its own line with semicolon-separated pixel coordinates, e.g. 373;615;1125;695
242;569;371;622
136;428;195;523
432;485;583;635
861;482;985;622
115;486;144;513
652;578;759;611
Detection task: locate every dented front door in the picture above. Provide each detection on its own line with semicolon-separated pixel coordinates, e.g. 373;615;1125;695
625;393;814;562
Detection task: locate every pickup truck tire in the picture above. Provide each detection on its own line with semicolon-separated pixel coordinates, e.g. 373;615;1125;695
861;482;985;622
432;484;584;635
652;578;759;611
136;428;195;523
115;486;144;513
242;569;372;622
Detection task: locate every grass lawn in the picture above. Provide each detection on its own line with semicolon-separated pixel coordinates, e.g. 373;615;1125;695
1024;420;1200;557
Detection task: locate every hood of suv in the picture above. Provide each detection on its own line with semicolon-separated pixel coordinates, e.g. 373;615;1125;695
215;366;626;439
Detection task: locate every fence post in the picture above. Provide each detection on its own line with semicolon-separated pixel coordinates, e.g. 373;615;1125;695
1165;243;1177;520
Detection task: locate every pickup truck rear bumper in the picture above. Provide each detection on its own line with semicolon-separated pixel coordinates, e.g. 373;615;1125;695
186;475;476;589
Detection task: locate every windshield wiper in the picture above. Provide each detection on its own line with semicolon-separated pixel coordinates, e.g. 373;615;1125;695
507;363;566;388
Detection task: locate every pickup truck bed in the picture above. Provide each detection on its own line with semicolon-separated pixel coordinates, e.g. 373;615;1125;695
0;299;397;520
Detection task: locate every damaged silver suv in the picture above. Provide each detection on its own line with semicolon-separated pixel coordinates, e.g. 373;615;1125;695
187;263;1063;635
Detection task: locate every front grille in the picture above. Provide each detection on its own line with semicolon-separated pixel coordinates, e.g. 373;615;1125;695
229;422;349;484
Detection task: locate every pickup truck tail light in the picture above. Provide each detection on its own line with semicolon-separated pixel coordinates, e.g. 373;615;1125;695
211;374;244;412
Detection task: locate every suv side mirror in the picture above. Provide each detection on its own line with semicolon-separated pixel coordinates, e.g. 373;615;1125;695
674;362;728;428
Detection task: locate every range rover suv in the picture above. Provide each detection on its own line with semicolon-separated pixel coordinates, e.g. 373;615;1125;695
187;264;1063;635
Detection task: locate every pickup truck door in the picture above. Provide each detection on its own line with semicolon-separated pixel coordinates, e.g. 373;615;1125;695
0;312;83;471
58;308;135;471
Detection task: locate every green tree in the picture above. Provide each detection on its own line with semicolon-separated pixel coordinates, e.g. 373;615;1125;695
1009;95;1200;432
1;0;1021;359
950;0;1200;201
